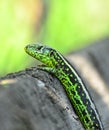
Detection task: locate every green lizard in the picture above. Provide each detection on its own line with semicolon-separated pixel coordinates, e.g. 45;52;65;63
25;43;104;130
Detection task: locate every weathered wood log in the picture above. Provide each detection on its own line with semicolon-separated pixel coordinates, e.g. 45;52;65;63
0;37;109;130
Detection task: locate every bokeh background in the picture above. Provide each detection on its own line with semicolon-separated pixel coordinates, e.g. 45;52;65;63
0;0;109;76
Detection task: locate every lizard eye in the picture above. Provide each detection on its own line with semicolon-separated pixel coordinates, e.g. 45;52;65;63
36;45;43;51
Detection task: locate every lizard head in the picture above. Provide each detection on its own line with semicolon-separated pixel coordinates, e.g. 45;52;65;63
25;43;59;68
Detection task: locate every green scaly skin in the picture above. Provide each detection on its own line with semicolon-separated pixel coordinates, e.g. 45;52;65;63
25;43;104;130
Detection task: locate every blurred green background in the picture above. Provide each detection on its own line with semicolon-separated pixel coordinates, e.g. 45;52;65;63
0;0;109;76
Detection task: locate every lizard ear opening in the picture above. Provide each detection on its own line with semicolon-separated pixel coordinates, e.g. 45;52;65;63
49;51;54;57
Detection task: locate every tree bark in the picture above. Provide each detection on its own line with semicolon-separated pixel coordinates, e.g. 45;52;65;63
0;37;109;130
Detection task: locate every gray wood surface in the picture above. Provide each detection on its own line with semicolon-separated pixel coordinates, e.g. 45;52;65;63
0;37;109;130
